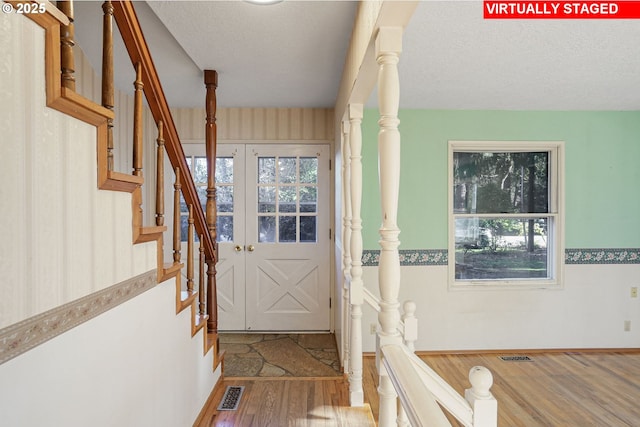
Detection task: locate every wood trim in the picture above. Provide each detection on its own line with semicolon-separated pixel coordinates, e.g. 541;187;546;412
192;372;225;427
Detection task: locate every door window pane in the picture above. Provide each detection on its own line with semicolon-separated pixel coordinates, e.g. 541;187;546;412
278;187;297;213
258;186;276;213
258;216;276;243
300;158;317;183
278;157;297;183
279;216;296;242
300;216;316;242
258;157;276;183
215;157;233;183
217;185;233;213
217;216;233;242
300;186;317;213
193;157;208;183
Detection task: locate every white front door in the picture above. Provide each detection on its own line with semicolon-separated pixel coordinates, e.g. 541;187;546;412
244;145;330;331
183;144;330;331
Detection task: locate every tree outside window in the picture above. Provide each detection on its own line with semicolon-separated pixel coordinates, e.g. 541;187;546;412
449;141;564;287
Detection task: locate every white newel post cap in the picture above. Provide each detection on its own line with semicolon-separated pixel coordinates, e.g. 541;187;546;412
469;366;493;398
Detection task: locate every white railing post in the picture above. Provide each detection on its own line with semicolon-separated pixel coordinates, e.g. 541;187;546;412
375;26;404;427
465;366;498;427
341;119;352;374
348;103;365;406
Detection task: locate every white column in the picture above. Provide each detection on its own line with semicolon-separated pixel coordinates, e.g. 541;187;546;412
375;26;403;427
348;103;364;406
341;118;352;374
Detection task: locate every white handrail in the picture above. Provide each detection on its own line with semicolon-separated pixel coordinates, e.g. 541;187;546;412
403;345;475;427
362;287;381;312
381;344;452;427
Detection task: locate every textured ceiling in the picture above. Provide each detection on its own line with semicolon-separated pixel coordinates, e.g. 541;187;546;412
74;1;640;111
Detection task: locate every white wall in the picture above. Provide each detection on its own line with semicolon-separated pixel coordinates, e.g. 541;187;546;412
0;277;219;427
360;264;640;352
0;12;157;328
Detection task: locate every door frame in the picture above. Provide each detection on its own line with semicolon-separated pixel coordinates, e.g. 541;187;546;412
177;140;336;333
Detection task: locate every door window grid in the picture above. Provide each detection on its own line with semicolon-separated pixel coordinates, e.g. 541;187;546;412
257;156;318;243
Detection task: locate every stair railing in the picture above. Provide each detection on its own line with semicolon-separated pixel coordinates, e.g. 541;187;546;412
50;0;219;350
108;0;218;336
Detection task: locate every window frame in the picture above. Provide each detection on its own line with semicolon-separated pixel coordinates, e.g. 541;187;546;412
447;140;565;290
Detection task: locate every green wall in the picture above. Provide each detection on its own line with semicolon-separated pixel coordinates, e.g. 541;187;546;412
360;110;640;250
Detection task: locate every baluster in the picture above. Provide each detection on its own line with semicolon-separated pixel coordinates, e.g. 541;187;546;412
58;1;76;91
348;103;364;407
199;235;205;316
155;121;165;226
173;167;181;263
397;301;417;427
187;205;194;293
101;1;114;171
402;301;417;352
341;118;352;374
204;70;218;333
132;62;143;177
376;26;403;427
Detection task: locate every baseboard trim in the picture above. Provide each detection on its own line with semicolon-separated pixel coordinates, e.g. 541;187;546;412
0;270;157;365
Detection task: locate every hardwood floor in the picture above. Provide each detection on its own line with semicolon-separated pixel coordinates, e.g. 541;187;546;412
195;377;375;426
197;350;640;426
364;351;640;427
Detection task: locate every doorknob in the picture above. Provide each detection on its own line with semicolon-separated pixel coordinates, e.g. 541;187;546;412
234;245;243;252
247;244;255;252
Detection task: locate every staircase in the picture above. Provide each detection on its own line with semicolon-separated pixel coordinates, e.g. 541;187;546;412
0;1;221;425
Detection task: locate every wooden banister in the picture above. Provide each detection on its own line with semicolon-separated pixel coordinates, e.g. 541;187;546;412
111;1;216;266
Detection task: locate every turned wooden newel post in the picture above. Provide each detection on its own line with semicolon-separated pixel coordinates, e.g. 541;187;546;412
58;1;76;91
204;69;218;333
101;0;114;171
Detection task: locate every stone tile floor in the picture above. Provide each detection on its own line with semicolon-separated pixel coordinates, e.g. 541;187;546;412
219;333;343;377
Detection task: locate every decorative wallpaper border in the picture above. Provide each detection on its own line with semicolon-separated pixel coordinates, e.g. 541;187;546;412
0;270;157;366
564;248;640;264
362;249;448;266
361;249;640;266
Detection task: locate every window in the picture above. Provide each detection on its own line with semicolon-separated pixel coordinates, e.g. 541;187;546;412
448;141;564;288
256;156;319;243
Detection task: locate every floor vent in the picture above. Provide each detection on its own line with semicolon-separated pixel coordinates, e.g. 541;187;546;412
217;386;244;411
499;355;532;362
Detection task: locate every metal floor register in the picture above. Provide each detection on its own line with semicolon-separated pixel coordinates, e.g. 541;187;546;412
217;386;245;411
